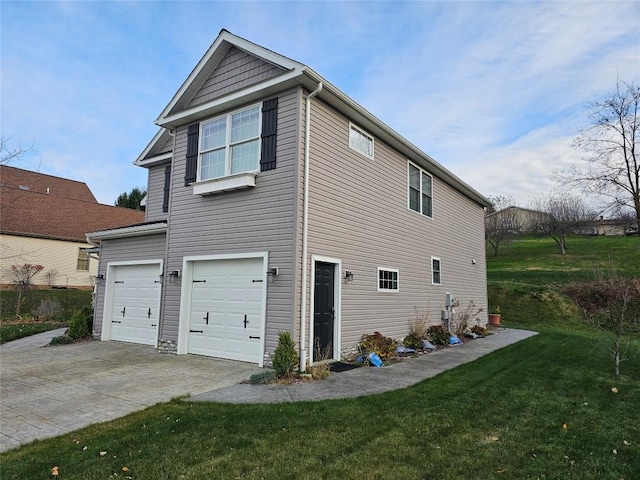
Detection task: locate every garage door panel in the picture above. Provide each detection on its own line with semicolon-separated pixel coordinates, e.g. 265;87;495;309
187;258;264;363
109;264;161;346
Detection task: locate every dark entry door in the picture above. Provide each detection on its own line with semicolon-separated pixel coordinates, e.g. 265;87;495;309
313;262;335;358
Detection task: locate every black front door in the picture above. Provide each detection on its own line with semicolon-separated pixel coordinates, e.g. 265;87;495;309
313;262;335;358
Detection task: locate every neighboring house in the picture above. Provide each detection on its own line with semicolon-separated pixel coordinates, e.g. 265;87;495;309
578;216;629;236
485;206;548;233
0;166;145;288
87;29;490;368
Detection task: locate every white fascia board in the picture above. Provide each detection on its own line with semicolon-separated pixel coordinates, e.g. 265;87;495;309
134;152;172;168
157;30;303;123
156;70;302;128
87;222;167;242
134;128;167;165
300;68;491;208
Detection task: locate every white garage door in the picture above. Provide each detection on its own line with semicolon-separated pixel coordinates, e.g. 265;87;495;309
188;258;264;363
110;264;161;346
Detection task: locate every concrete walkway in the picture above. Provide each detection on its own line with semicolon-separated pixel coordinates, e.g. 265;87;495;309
190;328;538;404
0;331;262;452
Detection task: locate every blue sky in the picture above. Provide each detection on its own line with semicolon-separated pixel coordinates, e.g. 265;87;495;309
2;1;639;207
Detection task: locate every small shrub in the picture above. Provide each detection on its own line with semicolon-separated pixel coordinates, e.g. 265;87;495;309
68;304;93;340
249;371;277;385
427;325;451;345
32;298;60;321
359;331;397;359
49;335;75;346
449;299;484;335
471;325;488;337
403;332;423;350
272;331;298;378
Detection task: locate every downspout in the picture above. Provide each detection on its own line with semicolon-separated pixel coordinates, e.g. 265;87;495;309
300;82;323;373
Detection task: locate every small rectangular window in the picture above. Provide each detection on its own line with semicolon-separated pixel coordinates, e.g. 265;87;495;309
77;249;90;271
431;257;441;285
349;123;374;159
408;161;433;217
378;267;399;292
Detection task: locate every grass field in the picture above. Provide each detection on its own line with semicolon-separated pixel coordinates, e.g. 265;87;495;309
487;235;640;287
0;321;64;344
1;236;638;479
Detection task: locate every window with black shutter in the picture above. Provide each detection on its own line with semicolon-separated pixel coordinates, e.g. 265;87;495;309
163;165;171;212
185;99;279;191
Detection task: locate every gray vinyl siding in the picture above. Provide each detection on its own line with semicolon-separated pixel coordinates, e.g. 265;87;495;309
186;47;285;109
162;88;300;360
93;233;167;336
145;165;169;223
157;133;173;155
301;97;487;353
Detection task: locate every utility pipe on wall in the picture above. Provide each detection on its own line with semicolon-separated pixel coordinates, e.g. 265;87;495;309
299;82;323;373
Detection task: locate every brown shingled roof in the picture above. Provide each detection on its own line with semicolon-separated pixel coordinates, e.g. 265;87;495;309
1;166;145;242
0;165;98;202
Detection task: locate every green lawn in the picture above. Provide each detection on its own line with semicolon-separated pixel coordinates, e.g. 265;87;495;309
487;235;640;287
0;321;64;344
1;236;639;479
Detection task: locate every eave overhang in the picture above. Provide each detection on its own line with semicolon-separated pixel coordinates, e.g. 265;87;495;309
86;221;167;243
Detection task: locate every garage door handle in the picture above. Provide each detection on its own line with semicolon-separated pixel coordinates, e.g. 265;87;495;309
190;330;203;334
249;336;260;339
203;312;209;325
151;324;157;327
121;307;126;317
148;308;152;319
112;320;122;324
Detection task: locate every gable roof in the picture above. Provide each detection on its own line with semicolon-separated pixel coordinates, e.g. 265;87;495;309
0;165;97;202
145;29;490;208
0;166;145;243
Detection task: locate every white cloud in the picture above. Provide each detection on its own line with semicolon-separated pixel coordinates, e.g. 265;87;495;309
1;0;638;207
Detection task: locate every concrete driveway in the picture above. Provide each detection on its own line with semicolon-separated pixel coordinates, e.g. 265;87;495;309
0;329;262;452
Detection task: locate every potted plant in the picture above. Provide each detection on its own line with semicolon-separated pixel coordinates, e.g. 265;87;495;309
488;305;501;326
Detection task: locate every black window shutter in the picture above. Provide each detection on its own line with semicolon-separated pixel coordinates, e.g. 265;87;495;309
162;165;171;213
185;124;199;185
260;98;278;172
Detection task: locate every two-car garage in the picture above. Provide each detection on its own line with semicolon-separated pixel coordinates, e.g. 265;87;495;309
102;254;267;366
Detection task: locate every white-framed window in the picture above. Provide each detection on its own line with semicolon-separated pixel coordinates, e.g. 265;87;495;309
199;104;261;181
377;267;399;292
408;161;433;217
431;257;441;285
349;123;374;159
77;249;90;271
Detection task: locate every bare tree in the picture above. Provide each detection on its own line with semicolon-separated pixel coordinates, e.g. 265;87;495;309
9;263;44;316
563;270;640;379
484;195;522;256
555;80;639;230
0;137;33;165
529;194;595;255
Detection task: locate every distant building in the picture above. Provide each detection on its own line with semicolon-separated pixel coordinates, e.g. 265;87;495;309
485;206;548;233
0;166;144;288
